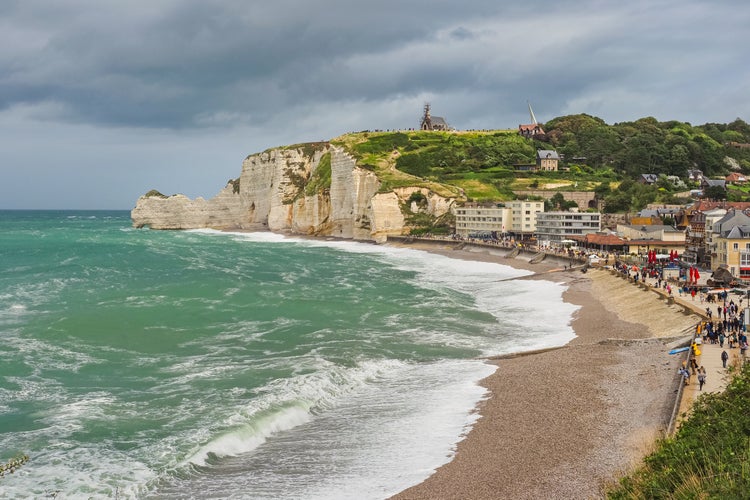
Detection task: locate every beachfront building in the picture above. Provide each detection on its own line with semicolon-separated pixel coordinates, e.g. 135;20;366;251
682;210;706;266
709;209;750;273
614;223;686;257
704;207;729;268
453;200;544;239
535;211;601;247
714;225;750;282
616;224;685;243
453;203;511;238
507;200;545;238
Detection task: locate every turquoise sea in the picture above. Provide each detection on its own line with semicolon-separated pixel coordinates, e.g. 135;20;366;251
0;210;577;499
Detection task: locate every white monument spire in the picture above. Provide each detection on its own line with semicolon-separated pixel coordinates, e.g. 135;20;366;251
528;100;538;125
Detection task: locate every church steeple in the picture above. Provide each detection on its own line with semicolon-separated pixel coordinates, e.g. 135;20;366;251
420;103;432;130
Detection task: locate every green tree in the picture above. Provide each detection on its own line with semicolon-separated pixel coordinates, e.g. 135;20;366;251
703;185;727;200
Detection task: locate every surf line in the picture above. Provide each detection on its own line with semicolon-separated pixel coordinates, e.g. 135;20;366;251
492;265;587;282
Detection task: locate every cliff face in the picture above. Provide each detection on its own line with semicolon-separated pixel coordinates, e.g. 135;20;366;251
131;144;454;242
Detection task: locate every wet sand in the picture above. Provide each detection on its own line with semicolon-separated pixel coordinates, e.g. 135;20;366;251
388;241;699;499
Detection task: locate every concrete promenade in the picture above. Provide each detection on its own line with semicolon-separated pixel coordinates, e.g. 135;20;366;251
602;265;742;426
670;293;743;423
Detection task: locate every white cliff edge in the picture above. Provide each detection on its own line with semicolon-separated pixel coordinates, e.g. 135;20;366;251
131;144;454;243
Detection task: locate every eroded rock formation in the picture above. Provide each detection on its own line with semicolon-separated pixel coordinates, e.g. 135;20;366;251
131;144;454;242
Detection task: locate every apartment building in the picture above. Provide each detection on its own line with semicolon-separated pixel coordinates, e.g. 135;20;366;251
535;211;602;246
453;200;544;238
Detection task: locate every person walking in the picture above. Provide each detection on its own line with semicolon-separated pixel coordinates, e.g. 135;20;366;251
721;350;729;369
678;366;690;386
698;367;706;391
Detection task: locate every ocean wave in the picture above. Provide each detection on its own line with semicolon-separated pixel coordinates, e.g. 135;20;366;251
180;357;406;468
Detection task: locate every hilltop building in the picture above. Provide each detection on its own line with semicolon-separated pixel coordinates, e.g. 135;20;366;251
518;101;545;139
536;150;559;171
726;172;747;185
420;103;449;131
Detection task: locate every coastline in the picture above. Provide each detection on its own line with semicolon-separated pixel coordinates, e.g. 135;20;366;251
388;240;699;499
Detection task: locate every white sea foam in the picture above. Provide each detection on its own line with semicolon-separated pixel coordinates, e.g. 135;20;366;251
157;358;495;499
186;405;313;466
189;231;579;356
285;238;578;355
180;357;407;468
154;230;581;499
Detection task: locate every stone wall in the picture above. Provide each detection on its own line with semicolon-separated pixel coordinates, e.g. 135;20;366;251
514;190;598;209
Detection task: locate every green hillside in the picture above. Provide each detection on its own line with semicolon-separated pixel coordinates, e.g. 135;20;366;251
329;116;750;211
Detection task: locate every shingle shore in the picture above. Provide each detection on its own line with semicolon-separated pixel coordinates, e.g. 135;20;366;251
389;242;698;500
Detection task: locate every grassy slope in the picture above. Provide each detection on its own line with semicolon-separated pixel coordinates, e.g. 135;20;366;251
607;363;750;498
331;129;549;202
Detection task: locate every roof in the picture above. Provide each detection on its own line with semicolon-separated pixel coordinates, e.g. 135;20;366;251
578;233;626;246
703;179;727;188
519;123;544;132
430;116;448;127
726;172;747;182
640;174;658;183
689;201;750;212
723;224;750;239
536;149;559;160
627;239;686;246
714;210;750;233
621;224;681;233
638;209;659;218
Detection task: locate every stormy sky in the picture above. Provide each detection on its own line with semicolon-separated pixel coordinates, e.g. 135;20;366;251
1;0;748;209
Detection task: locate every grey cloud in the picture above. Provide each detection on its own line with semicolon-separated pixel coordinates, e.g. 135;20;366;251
0;0;749;132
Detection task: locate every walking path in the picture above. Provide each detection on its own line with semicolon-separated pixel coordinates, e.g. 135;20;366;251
600;265;743;427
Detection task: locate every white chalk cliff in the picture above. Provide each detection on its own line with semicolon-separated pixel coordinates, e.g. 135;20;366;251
131;144;455;242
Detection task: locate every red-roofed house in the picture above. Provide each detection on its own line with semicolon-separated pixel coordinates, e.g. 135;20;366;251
726;172;748;185
519;123;545;139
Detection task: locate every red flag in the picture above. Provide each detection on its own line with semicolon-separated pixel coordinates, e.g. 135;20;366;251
694;268;700;282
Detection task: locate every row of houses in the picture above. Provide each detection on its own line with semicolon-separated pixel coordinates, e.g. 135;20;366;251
678;201;750;281
639;171;748;190
452;203;687;257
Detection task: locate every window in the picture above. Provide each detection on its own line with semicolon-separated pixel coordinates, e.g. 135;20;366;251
734;243;739;250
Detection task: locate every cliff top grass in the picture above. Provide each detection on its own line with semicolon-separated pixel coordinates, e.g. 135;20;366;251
331;129;531;201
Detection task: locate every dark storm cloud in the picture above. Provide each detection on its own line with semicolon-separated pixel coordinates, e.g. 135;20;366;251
0;0;748;130
1;0;749;209
0;1;501;128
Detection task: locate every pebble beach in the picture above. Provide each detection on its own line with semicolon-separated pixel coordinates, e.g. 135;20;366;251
388;240;700;500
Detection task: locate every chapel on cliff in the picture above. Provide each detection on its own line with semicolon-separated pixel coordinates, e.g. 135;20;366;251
420;103;450;131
